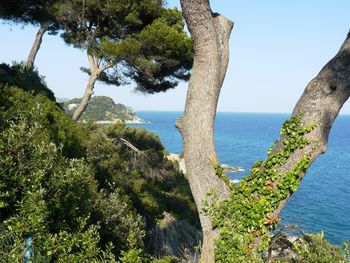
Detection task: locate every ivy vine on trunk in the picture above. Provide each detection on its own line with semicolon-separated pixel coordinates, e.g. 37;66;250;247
178;0;350;261
206;31;350;262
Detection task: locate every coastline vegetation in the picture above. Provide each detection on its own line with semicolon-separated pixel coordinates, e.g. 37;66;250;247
1;0;350;261
207;117;349;262
0;62;349;263
0;64;199;261
62;96;139;122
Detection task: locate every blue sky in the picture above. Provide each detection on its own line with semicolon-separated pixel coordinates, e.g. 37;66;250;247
1;1;350;113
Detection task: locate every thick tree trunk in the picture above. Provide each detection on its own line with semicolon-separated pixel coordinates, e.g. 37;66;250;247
269;31;350;217
27;21;50;68
71;54;101;121
176;1;233;262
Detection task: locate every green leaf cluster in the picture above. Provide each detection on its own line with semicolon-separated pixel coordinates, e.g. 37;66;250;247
0;85;199;261
0;96;114;261
0;62;55;101
212;162;231;187
205;116;320;262
292;232;349;263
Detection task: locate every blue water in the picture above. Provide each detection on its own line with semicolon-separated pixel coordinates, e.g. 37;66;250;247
132;111;350;245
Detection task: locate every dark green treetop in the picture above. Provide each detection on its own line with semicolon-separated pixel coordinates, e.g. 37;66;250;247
58;0;193;93
0;0;60;33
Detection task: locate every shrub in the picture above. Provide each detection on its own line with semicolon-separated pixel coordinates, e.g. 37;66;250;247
0;85;87;158
292;232;349;263
93;189;145;254
0;85;199;260
0;62;55;101
0;112;114;261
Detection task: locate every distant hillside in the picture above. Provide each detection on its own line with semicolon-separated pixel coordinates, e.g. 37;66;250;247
62;96;142;122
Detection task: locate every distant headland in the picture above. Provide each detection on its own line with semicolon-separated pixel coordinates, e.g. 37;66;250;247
59;96;145;124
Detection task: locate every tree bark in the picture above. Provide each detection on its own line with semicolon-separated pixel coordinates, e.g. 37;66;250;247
27;21;50;68
245;32;350;254
269;31;350;217
176;1;233;262
71;54;101;121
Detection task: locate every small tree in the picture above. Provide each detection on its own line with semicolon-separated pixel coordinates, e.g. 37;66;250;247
56;0;192;121
0;0;61;67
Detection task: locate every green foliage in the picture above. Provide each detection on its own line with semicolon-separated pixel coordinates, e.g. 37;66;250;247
205;116;320;262
46;159;98;232
213;162;231;186
130;8;193;92
58;0;164;49
59;0;192;93
0;85;198;260
95;123;199;228
0;88;129;259
42;222;117;263
81;122;199;238
152;256;179;263
119;248;147;263
0;113;55;218
0;62;55;101
119;232;149;263
82;126;129;189
0;107;114;261
107;124;164;153
0;0;60;30
62;96;137;121
0;85;87;158
1;218;116;262
207;116;349;262
292;232;349;263
93;189;145;254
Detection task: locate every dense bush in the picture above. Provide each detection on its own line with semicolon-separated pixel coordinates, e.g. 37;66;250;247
292;232;349;263
81;122;199;228
0;85;199;261
104;123;199;227
0;62;55;101
0;108;114;261
0;45;196;262
0;85;87;158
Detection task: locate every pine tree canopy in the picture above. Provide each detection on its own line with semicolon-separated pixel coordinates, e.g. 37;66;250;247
58;0;193;93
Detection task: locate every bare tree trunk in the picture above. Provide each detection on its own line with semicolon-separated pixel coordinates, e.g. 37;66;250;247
27;21;50;68
269;31;350;217
71;54;101;121
176;1;233;262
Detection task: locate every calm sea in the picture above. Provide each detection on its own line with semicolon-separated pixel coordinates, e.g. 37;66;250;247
132;111;350;245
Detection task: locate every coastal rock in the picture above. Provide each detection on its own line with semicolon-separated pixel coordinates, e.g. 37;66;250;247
167;153;243;176
221;164;245;173
124;115;145;124
263;231;300;261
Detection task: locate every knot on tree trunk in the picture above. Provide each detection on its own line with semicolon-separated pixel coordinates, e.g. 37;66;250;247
175;118;184;134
